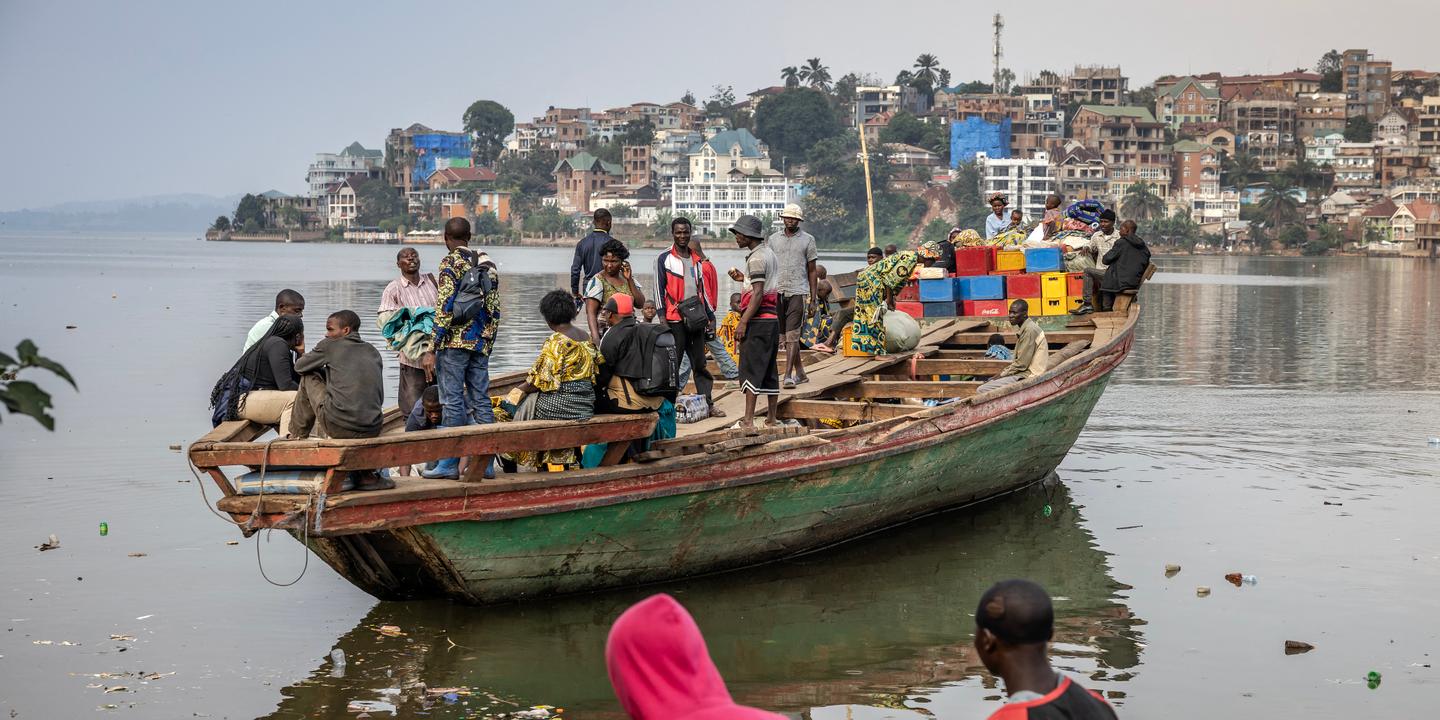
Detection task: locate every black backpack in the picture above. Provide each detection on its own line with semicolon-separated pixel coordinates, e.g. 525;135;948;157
632;324;679;396
451;249;497;327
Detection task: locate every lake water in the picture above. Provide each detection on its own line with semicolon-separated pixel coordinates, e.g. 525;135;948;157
1;234;1437;719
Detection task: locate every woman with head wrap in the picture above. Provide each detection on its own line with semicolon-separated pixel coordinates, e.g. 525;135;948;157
848;242;938;355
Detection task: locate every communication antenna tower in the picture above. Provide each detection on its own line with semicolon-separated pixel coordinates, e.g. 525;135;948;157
992;13;1004;95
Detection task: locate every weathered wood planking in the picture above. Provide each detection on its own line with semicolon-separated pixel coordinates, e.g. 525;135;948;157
190;415;656;471
831;380;982;399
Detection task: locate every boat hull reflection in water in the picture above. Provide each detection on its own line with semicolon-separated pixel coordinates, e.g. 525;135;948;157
265;481;1142;718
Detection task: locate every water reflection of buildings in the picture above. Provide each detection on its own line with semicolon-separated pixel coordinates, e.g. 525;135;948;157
1120;256;1439;390
261;482;1143;719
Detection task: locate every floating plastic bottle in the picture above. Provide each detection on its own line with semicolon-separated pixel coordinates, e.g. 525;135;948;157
1367;670;1381;689
1242;575;1258;586
99;522;108;537
1042;504;1053;517
330;648;346;678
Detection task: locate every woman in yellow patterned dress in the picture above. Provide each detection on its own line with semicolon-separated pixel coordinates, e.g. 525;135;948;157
848;241;940;355
507;290;602;470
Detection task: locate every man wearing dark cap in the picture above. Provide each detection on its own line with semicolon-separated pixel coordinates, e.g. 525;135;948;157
973;579;1118;719
1073;210;1119;315
729;214;781;431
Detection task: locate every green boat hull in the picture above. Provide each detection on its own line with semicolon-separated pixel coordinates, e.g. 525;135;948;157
304;374;1112;603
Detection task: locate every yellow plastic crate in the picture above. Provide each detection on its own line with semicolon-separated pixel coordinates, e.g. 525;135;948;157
1018;296;1042;316
995;251;1026;272
1065;296;1084;312
1040;297;1068;316
1040;272;1068;299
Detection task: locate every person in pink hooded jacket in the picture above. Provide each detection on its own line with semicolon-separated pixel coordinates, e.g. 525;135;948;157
606;594;786;720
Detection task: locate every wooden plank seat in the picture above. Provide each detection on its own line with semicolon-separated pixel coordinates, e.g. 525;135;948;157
189;414;658;493
1111;263;1157;314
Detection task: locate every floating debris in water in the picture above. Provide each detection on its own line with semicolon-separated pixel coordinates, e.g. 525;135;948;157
36;534;60;551
225;540;239;546
374;625;404;637
1285;640;1315;654
127;552;147;558
109;634;135;642
1164;563;1181;577
1196;586;1211;597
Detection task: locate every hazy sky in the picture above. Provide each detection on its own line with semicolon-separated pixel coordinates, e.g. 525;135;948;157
2;0;1437;211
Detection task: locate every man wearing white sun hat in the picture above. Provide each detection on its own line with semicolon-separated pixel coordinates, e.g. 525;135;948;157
766;203;817;388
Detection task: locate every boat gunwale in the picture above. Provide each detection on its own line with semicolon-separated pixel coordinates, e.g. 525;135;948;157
215;308;1138;535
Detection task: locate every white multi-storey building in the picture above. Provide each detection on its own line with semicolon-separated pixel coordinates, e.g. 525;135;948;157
976;151;1055;223
670;176;790;236
306;142;382;197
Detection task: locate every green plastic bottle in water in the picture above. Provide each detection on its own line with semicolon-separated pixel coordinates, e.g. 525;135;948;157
99;522;108;536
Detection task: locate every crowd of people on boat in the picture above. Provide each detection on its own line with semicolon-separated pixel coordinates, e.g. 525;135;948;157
603;579;1117;719
207;195;1150;490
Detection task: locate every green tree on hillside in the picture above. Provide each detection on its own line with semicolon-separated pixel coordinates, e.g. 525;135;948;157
681;90;696;106
833;73;860;106
1222;150;1261;189
496;149;558;221
781;66;800;88
211;215;230;231
618;119;656;147
1315;50;1343;93
800;58;832;91
1344;116;1373;142
950;161;988;230
233;193;266;231
753;87;843;168
462;100;515;166
1120;182;1165;221
356;179;407;227
1256;180;1303;228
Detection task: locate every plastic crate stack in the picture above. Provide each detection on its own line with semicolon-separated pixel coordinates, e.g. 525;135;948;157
894;246;1085;320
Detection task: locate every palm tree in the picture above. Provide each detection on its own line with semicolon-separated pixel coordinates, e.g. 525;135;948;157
1282;158;1327;194
937;68;952;90
1221;151;1261;189
1121;182;1166;221
800;58;831;91
781;66;800;89
912;54;941;87
1256;179;1302;229
894;69;914;86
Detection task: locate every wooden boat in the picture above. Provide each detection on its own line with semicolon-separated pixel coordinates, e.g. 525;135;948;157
189;305;1139;604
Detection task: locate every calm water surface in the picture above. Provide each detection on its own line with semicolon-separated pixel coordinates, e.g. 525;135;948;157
1;234;1437;719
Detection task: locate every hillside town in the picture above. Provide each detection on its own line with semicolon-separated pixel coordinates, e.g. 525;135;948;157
213;42;1440;256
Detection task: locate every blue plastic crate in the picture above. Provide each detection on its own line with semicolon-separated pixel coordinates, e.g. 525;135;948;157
921;301;959;318
957;275;1005;300
1024;246;1063;272
918;278;956;302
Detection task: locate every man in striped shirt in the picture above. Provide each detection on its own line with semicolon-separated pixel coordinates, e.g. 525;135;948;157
379;247;438;420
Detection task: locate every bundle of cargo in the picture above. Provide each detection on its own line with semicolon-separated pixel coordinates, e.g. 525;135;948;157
891;238;1088;321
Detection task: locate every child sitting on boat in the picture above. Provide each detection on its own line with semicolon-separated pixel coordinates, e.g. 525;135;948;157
985;333;1014;361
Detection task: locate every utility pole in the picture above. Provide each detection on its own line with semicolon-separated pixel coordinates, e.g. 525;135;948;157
992;13;1004;95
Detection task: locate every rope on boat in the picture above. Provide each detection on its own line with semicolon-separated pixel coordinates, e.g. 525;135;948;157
186;438;312;587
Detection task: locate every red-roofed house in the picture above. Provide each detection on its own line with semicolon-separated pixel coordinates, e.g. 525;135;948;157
428;166;498;190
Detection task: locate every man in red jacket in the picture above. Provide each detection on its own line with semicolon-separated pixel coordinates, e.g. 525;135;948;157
654;217;723;418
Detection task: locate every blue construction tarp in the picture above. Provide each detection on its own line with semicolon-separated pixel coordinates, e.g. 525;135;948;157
950;117;1010;166
411;133;472;185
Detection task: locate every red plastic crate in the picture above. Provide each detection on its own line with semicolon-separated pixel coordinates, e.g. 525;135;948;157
895;301;924;319
1005;274;1042;298
1066;272;1085;296
896;281;919;301
954;246;993;276
961;300;1009;317
991;270;1021;276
